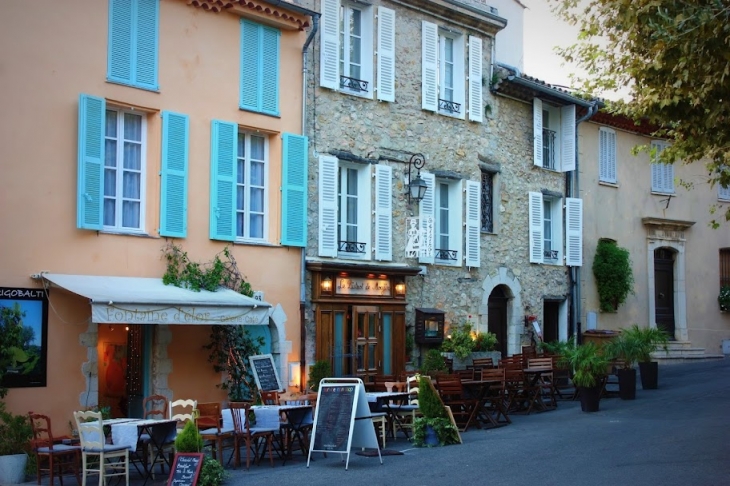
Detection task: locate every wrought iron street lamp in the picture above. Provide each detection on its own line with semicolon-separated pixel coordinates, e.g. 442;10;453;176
406;153;428;203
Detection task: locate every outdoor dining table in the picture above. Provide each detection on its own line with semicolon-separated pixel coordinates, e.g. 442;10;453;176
109;418;177;485
460;379;505;429
522;367;555;414
223;404;314;465
366;391;411;439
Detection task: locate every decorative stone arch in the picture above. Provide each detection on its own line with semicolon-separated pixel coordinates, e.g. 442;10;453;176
644;218;693;342
479;267;523;356
78;305;291;407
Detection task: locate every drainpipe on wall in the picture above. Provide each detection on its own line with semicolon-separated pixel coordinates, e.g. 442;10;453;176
568;100;599;343
299;13;320;391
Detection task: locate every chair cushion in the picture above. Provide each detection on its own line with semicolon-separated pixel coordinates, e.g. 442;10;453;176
83;444;129;453
36;445;80;453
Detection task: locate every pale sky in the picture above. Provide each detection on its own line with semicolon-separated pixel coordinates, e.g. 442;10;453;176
522;0;584;89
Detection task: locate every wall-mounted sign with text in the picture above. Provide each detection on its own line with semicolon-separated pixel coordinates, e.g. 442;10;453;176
335;277;391;296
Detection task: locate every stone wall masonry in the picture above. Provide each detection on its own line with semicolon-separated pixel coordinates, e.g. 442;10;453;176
300;0;570;359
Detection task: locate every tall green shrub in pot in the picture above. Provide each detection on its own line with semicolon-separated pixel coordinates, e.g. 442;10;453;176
593;239;635;312
412;376;459;447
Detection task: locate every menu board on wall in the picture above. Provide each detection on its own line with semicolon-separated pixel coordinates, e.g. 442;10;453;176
249;354;283;392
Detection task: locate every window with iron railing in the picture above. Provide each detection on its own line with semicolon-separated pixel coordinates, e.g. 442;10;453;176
480;171;493;233
543;128;557;170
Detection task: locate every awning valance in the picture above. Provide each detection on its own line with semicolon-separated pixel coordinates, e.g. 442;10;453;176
43;273;271;325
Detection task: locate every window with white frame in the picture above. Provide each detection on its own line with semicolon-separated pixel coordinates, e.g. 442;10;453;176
529;192;583;266
236;132;268;240
438;32;465;116
320;0;385;99
433;178;463;264
650;140;674;193
533;99;575;172
318;157;394;260
104;108;146;231
599;127;617;183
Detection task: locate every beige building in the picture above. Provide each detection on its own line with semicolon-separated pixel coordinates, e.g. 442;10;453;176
0;0;317;433
578;111;730;356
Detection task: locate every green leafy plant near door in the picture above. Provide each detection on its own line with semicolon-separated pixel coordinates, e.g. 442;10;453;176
162;243;262;401
592;239;635;312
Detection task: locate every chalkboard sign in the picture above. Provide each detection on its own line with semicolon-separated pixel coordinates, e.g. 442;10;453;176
167;453;203;486
311;383;357;452
249;354;283;392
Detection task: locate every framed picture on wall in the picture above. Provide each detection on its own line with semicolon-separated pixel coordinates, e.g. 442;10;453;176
0;287;49;388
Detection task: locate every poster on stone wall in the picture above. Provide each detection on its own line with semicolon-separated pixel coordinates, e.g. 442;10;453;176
405;217;434;258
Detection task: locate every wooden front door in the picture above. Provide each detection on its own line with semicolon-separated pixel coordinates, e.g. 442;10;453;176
654;248;676;338
488;286;508;358
354;306;380;382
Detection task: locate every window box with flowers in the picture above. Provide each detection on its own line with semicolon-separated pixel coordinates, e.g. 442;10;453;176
718;286;730;312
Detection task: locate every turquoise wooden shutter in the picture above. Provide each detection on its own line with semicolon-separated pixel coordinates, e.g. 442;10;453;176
107;0;159;90
261;26;280;116
240;20;280;115
108;0;133;84
210;120;237;241
160;111;189;238
134;0;159;90
77;94;105;230
240;19;260;112
281;133;309;247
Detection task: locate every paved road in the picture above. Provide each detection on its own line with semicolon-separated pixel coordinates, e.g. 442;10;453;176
24;359;730;486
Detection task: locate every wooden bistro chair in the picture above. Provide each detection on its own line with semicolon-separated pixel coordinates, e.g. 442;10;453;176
435;378;477;432
472;357;495;369
479;368;512;426
141;394;173;477
527;357;558;411
169;399;197;428
197;402;235;464
229;402;277;470
28;412;81;486
260;390;280;405
74;410;130;486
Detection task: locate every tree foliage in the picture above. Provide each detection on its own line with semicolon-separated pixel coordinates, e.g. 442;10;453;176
551;0;730;226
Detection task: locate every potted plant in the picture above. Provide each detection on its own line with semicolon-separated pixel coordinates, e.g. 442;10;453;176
308;360;331;392
593;239;635;312
604;330;642;400
560;341;610;412
623;325;669;389
718;285;730;312
174;420;227;486
412;376;460;447
420;349;447;375
0;402;32;484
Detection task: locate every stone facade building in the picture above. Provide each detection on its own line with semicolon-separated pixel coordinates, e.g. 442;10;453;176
297;0;592;379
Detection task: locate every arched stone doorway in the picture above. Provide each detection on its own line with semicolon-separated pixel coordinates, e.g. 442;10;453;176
488;286;509;357
479;267;523;356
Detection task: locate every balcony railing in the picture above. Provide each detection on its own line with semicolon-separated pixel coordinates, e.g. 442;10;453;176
543;249;559;261
338;240;367;254
340;76;368;93
542;128;557;170
435;248;458;261
439;99;461;114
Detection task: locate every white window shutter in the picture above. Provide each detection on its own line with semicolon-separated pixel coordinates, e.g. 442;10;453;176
565;197;583;267
318;155;338;257
374;164;393;261
421;21;438;112
528;191;544;263
533;98;543;167
465;180;481;267
599;127;617;183
467;36;483;123
377;7;396;102
561;104;576;172
666;162;675;192
419;172;436;264
319;0;340;90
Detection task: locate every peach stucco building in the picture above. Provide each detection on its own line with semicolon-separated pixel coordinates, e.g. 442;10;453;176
0;0;317;435
577;111;730;357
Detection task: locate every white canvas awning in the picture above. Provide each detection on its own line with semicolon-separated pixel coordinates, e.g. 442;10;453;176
43;273;271;325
